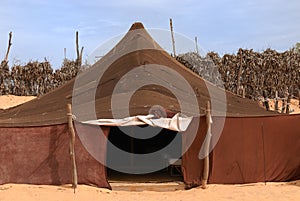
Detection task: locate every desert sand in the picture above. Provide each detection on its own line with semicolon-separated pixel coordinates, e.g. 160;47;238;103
0;95;36;109
0;181;299;201
259;98;300;114
0;95;299;201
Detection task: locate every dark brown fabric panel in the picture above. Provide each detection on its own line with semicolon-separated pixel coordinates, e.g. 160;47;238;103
182;117;207;188
74;123;111;189
0;124;111;189
182;115;300;186
0;125;71;185
262;115;300;181
209;115;300;184
209;117;265;183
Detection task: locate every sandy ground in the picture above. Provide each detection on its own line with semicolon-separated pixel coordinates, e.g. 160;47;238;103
0;95;36;109
259;98;300;114
0;95;299;200
0;181;299;201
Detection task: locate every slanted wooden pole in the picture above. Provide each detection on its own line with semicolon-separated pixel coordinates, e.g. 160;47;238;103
4;32;12;64
169;18;176;57
67;104;78;192
202;101;212;189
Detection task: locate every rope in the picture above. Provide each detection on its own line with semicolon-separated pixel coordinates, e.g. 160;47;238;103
67;113;76;120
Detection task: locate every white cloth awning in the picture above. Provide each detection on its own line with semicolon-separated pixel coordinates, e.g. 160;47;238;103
81;113;193;132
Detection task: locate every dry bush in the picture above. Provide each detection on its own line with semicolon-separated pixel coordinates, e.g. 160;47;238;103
177;48;300;100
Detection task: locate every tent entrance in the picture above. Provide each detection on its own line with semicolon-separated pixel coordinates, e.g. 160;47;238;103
106;126;183;183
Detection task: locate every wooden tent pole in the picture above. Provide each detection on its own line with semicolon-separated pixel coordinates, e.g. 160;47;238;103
298;89;300;108
195;36;199;55
67;104;78;192
298;91;300;108
236;52;243;94
275;91;279;111
75;31;84;68
202;101;212;189
169;18;176;57
286;95;291;114
76;31;80;63
4;32;12;64
64;48;67;61
281;99;286;114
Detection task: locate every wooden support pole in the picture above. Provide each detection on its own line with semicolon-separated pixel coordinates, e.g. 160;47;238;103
195;36;199;55
169;18;176;57
238;86;245;98
281;99;286;114
75;31;84;67
286;95;291;114
242;86;245;98
76;31;79;62
4;31;12;64
67;104;78;192
282;88;288;114
236;51;243;94
262;90;270;111
298;91;300;108
80;46;84;62
64;48;67;60
275;91;279;111
202;101;212;189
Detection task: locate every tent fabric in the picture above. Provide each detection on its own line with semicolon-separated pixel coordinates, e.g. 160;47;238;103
0;23;276;127
1;115;298;189
182;114;300;188
181;117;207;188
0;124;111;189
81;113;193;132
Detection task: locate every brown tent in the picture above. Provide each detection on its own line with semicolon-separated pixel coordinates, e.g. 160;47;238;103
0;22;299;189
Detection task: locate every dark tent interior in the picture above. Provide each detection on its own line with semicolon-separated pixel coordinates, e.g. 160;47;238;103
107;126;183;182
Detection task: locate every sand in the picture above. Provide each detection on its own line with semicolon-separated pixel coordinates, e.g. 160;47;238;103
0;181;299;201
0;95;299;200
0;95;36;109
259;98;300;114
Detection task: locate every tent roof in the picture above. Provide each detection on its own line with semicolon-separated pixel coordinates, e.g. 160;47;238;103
0;22;276;127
